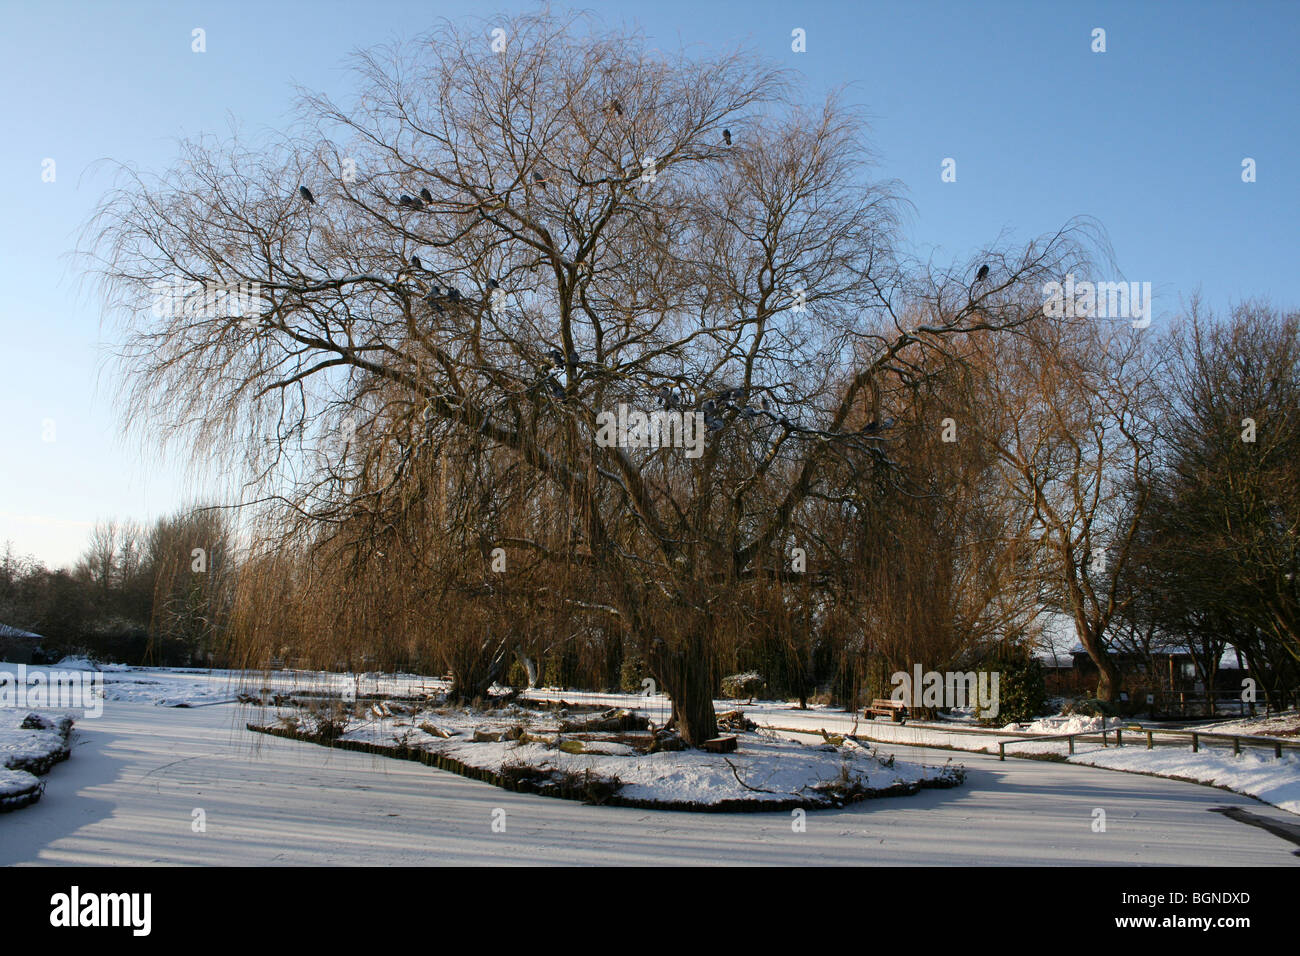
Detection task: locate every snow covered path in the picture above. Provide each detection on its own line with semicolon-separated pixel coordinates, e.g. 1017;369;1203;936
2;702;1298;865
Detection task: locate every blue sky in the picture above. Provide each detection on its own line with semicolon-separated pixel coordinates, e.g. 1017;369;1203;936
1;0;1296;568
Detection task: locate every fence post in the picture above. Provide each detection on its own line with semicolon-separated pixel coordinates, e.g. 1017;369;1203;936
1069;735;1075;755
999;741;1005;761
1146;730;1153;750
1233;736;1240;756
1192;733;1199;753
1117;728;1123;748
1276;742;1283;759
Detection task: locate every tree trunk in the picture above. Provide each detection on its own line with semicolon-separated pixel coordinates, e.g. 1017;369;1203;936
1093;651;1121;702
448;637;507;702
649;633;718;747
1077;623;1121;701
514;644;543;688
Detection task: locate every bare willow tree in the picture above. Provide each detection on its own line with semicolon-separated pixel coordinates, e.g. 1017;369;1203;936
85;10;1098;745
960;312;1164;701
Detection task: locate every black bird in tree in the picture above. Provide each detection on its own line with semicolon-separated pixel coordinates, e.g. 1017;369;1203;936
975;263;990;283
419;187;433;204
611;99;623;116
533;171;546;186
445;287;461;303
410;256;422;271
487;278;500;290
722;129;732;146
546;348;566;368
298;186;315;204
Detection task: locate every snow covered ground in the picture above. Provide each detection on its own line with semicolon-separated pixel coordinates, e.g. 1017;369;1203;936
0;659;445;708
837;706;1300;815
4;662;1299;861
0;766;43;811
1072;746;1300;814
0;709;73;811
1201;711;1300;738
255;703;961;808
3;698;1297;865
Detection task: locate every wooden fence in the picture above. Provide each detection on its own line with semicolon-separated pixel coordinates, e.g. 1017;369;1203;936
999;725;1300;761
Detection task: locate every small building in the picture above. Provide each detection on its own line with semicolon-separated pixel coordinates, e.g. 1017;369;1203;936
0;622;45;664
1058;642;1250;716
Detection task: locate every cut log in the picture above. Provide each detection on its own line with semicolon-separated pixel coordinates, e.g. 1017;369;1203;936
702;735;738;754
559;708;650;733
717;710;757;732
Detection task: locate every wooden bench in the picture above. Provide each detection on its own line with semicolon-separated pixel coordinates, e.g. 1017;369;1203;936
702;735;738;753
866;698;908;724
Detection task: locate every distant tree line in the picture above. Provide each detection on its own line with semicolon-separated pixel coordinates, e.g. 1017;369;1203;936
0;508;234;667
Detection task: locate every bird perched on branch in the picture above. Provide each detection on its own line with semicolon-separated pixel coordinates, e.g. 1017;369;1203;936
411;256;423;271
722;129;732;146
975;263;990;283
420;187;433;204
298;186;315;204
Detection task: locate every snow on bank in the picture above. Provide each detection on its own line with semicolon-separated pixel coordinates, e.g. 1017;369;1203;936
0;710;74;812
1011;714;1125;735
251;703;964;810
1068;746;1300;815
845;708;1300;816
0;767;43;812
1199;711;1300;739
52;655;131;672
0;710;73;775
0;661;447;709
